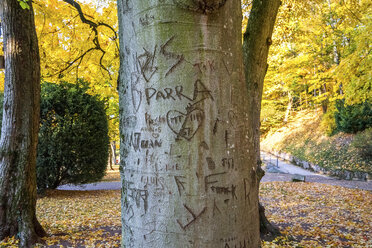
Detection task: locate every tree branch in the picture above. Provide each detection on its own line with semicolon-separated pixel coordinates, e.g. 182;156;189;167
46;47;97;78
62;0;98;28
55;0;118;78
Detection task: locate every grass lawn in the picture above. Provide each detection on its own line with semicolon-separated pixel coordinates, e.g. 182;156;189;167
1;182;371;247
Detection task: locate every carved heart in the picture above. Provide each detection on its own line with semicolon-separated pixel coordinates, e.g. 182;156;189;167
167;108;204;141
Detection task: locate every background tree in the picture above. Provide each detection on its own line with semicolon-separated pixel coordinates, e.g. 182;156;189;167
115;0;288;245
243;0;281;237
0;0;46;246
261;0;371;135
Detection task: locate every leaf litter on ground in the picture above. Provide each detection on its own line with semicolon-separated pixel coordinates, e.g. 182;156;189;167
0;182;370;247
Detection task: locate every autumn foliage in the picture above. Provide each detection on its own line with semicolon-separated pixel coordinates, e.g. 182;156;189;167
258;0;371;176
0;0;370;246
258;0;371;135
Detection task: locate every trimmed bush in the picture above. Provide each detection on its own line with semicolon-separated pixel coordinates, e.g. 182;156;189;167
335;100;372;133
37;81;109;190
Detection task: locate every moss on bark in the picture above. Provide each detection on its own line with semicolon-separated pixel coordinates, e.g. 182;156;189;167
0;0;46;246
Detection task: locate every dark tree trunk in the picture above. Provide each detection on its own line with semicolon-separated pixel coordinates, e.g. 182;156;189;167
243;0;281;238
0;0;46;246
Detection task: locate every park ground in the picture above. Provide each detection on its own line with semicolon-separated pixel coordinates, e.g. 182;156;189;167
0;167;371;247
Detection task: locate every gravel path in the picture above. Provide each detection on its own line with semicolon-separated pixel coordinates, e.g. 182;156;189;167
58;174;372;191
260;151;372;191
261;173;372;191
58;181;121;191
261;151;322;176
57;154;372;191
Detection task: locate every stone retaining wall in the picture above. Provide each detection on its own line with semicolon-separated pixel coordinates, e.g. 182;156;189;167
263;150;371;181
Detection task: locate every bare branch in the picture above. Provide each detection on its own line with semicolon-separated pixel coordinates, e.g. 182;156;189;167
45;47;97;78
62;0;98;28
53;0;119;78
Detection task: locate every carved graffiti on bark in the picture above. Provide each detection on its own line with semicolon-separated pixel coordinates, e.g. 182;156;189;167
176;204;207;231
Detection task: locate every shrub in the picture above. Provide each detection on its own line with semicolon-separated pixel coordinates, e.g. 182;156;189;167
37;81;109;190
351;128;372;161
335;100;372;133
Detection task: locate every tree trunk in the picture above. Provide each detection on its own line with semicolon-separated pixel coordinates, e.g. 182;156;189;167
0;0;47;246
321;84;328;114
111;141;117;165
117;0;260;247
242;0;281;238
108;144;114;170
283;91;292;123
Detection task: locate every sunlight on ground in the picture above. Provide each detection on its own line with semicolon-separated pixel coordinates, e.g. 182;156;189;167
261;109;323;152
101;165;121;182
260;182;372;247
37;190;121;247
1;182;370;247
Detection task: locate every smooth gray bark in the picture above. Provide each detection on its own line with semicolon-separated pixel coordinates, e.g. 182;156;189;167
0;0;46;246
117;0;260;247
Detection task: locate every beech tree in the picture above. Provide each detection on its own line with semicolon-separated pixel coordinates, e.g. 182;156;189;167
117;0;281;246
0;0;46;246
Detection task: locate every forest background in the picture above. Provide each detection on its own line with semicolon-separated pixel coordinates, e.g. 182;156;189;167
0;0;370;247
0;0;370;177
2;0;369;176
